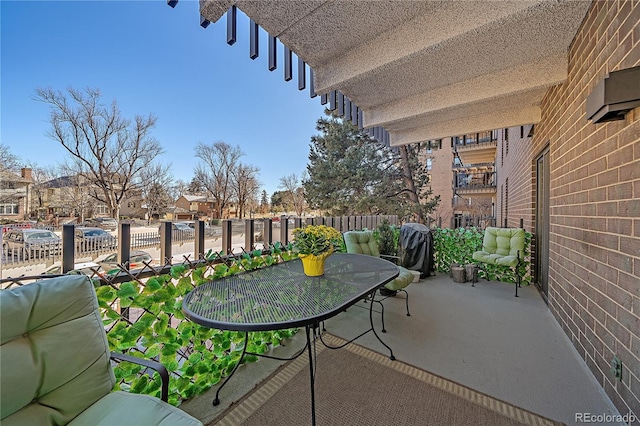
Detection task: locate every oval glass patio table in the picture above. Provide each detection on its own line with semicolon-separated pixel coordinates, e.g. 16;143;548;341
182;252;399;426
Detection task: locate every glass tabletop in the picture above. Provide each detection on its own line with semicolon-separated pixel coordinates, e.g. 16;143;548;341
182;253;399;331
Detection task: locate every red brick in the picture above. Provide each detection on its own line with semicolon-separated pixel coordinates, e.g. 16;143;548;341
620;236;640;257
605;315;631;347
597;169;618;186
608;144;635;167
606;282;633;311
620;39;640;69
616;308;640;338
608;251;634;274
597;201;619;216
590;187;608;202
607;218;633;234
608;182;633;200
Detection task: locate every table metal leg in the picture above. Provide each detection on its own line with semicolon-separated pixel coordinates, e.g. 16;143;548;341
369;298;395;360
305;325;317;426
213;331;249;406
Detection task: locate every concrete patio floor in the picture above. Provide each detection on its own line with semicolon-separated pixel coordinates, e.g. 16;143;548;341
181;272;623;426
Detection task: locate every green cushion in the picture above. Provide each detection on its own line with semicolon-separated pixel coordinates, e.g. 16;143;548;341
472;227;525;267
343;230;411;291
68;392;201;426
343;231;380;257
1;275;115;425
384;265;414;291
0;276;203;426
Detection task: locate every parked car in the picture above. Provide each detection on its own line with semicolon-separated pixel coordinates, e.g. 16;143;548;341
2;228;61;260
184;220;210;229
42;261;105;278
158;222;195;237
183;220;218;236
99;250;154;274
85;217;118;231
75;227;118;252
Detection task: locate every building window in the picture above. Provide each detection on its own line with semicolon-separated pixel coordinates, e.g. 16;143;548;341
505;128;509;155
0;203;19;215
500;184;504;224
504;178;509;226
95;205;109;215
426;158;432;170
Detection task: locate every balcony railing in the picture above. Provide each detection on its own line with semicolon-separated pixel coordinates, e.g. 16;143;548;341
1;215;398;274
452;131;496;148
453;172;496;190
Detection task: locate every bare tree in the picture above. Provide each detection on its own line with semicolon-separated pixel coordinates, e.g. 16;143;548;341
138;163;174;222
35;87;163;219
56;160;95;222
171;179;190;200
279;173;306;216
0;145;26;206
232;164;261;218
0;144;22;173
26;163;55;219
194;141;243;219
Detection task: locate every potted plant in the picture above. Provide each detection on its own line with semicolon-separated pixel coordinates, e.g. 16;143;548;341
292;224;343;276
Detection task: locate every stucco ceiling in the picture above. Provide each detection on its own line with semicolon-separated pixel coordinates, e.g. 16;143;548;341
199;0;591;146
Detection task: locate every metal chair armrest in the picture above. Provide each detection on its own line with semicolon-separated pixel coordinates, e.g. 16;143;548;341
380;254;400;264
110;351;170;402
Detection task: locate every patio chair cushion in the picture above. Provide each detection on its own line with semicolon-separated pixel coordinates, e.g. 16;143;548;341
472;227;525;267
343;230;413;291
0;275;202;426
68;391;201;426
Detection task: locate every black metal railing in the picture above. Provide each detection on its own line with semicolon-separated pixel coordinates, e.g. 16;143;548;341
452;131;497;147
453;172;496;190
1;215;398;276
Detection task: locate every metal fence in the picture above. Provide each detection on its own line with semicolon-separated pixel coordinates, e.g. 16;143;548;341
1;215;398;277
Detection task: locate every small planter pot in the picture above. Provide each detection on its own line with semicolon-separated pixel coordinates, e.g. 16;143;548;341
449;263;460;278
299;250;333;276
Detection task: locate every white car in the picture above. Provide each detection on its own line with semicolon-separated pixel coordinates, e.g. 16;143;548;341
42;261;105;278
99;250;154;274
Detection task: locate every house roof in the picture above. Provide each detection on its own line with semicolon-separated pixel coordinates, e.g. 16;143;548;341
0;169;30;184
43;176;78;188
197;0;591;145
181;194;208;202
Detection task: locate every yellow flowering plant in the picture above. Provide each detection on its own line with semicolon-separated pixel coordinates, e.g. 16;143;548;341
292;225;343;256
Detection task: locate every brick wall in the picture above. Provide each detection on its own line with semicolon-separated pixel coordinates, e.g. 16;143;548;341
533;0;639;419
494;125;536;232
425;137;455;227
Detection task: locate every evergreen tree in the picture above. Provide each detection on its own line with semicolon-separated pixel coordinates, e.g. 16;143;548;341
304;110;439;222
259;190;270;214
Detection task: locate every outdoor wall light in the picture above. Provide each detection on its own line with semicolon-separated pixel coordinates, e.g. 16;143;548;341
586;65;640;123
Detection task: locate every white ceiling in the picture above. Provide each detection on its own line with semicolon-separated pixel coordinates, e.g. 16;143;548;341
200;0;591;146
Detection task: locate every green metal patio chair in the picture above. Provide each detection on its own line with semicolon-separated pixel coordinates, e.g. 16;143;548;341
472;227;525;297
0;275;202;426
343;231;413;330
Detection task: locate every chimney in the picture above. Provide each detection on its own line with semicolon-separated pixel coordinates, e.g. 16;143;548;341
21;168;32;181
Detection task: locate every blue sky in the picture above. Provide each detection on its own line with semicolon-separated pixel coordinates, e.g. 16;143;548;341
1;0;326;196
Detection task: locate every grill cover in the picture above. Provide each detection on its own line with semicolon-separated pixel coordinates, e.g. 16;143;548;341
399;223;434;278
